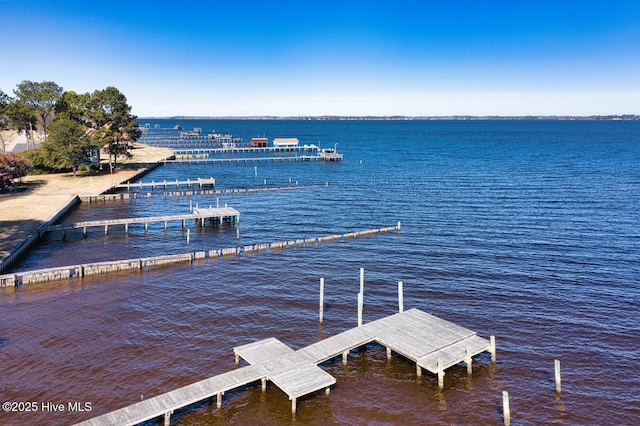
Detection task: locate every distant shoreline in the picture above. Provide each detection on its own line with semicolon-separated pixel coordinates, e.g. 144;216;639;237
138;115;640;121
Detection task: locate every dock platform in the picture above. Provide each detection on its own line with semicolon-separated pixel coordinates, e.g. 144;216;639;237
75;308;494;426
44;207;239;236
114;177;215;191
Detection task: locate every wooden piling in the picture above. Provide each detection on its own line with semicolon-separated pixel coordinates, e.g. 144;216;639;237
466;347;473;375
216;392;223;409
319;277;325;323
342;351;348;365
490;336;496;363
398;281;404;313
502;391;510;426
357;292;363;327
359;267;364;294
437;359;444;389
554;359;561;393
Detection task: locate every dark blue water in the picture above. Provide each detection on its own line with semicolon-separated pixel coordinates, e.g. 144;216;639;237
2;120;639;425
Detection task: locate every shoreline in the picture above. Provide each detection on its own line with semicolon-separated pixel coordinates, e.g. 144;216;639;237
0;144;173;273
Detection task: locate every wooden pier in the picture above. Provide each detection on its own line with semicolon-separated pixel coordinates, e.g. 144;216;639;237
173;145;319;157
164;155;323;164
43;207;239;236
75;308;494;426
114;177;215;191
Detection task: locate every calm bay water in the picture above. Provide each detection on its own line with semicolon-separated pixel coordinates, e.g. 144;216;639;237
1;120;639;425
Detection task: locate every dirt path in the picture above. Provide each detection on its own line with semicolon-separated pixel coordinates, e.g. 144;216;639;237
0;144;173;258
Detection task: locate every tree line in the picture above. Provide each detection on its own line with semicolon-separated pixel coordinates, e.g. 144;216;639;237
0;80;140;177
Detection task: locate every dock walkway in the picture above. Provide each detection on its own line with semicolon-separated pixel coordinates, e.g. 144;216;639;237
164;155;323;164
76;308;494;426
44;207;239;235
114;177;215;190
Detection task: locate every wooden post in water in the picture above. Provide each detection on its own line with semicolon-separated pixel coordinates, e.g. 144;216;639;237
490;335;497;362
319;277;325;323
466;347;473;375
502;391;511;426
163;411;171;426
554;359;561;393
187;229;190;245
437;359;444;389
104;224;108;235
261;377;267;392
398;281;404;313
357;292;363;327
216;392;223;409
291;398;297;414
342;350;348;365
359;267;364;294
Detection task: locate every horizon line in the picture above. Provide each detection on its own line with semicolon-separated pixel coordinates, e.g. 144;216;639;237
136;114;640;121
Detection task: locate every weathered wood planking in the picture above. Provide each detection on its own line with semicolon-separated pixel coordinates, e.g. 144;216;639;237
75;365;264;426
234;337;295;365
45;207;239;232
75;308;492;425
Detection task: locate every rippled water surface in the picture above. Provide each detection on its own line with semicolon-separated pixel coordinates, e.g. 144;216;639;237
2;120;640;425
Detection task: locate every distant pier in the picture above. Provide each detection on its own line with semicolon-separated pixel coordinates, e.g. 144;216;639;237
173;145;319;157
75;308;494;425
164;155;324;164
42;207;239;237
114;177;215;191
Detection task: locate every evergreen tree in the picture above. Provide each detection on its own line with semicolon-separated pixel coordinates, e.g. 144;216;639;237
14;80;63;142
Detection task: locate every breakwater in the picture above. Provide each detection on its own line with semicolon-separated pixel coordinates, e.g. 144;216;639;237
0;224;400;287
79;184;326;203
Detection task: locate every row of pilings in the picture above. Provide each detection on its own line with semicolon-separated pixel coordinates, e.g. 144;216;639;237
0;223;400;287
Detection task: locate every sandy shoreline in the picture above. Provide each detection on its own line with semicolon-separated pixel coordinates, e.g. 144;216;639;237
0;144;173;260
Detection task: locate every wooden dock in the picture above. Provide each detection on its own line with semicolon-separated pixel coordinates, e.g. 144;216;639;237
173;145;319;156
114;177;215;191
164;155;323;164
43;207;239;236
75;308;494;426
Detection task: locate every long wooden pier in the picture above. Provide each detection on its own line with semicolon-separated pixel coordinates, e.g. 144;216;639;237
174;145;319;156
165;155;323;164
114;177;215;190
43;207;239;236
75;308;494;426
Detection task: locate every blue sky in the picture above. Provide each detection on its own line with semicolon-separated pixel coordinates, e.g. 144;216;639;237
2;0;639;116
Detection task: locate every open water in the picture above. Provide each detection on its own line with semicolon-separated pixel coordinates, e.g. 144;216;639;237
1;120;639;425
